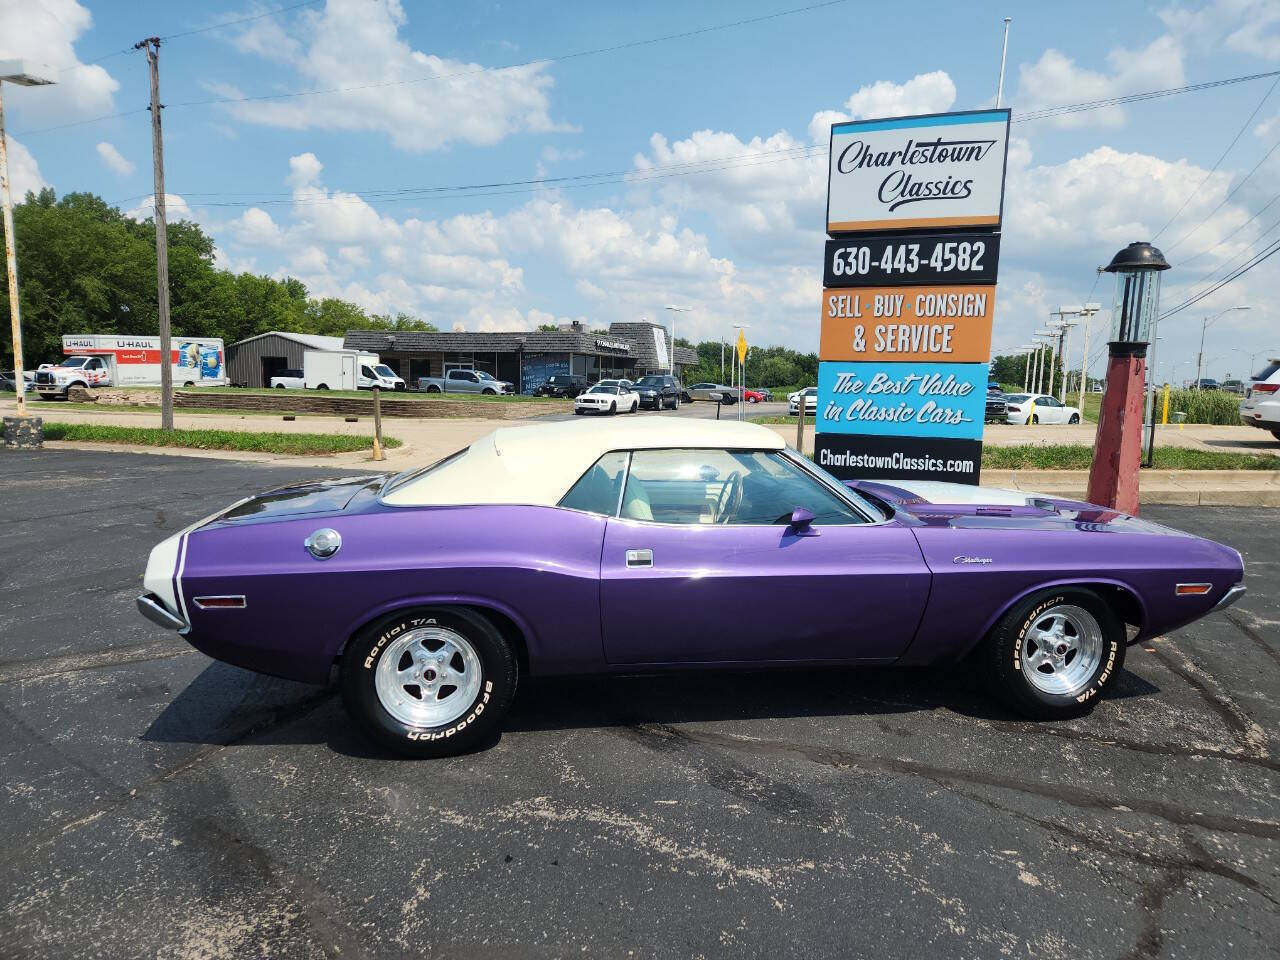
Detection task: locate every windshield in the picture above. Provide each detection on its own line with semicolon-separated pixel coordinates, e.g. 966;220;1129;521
1254;361;1280;381
588;385;617;394
636;376;664;388
61;357;89;368
1003;394;1030;403
374;364;396;378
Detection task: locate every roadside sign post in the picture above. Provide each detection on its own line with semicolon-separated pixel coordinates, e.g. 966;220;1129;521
735;329;748;423
0;60;56;436
371;386;385;462
817;109;1011;484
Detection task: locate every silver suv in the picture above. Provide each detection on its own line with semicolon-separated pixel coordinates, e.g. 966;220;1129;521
1240;358;1280;441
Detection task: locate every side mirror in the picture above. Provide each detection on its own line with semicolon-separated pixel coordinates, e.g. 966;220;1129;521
788;507;820;537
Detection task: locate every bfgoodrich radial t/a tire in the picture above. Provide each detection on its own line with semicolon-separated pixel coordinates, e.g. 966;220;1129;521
980;587;1125;721
341;607;517;757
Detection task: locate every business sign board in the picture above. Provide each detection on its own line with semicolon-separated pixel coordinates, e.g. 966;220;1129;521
826;109;1010;234
816;361;988;440
819;286;996;363
823;233;1000;287
816;109;1010;485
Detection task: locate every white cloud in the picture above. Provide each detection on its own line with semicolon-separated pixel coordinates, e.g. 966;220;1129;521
222;0;567;151
808;71;957;141
4;137;49;196
125;194;194;222
0;0;118;122
95;141;134;176
1014;35;1184;128
1161;1;1280;61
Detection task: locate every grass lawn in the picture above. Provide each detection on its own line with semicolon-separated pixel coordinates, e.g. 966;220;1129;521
983;444;1280;470
750;415;803;425
42;423;400;456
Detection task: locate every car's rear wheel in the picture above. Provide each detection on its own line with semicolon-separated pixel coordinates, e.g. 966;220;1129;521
1270;428;1280;441
341;607;517;758
980;587;1125;720
1031;414;1040;424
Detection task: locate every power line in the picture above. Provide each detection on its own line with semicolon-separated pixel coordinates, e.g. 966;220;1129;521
164;0;856;110
1151;73;1280;242
1178;187;1280;268
1160;235;1280;320
158;0;324;42
1163;134;1280;257
1011;69;1280;123
15;0;854;136
58;1;325;75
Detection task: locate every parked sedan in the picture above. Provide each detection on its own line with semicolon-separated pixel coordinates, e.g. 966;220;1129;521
687;382;738;404
136;417;1245;758
574;383;639;415
1003;394;1082;425
0;370;35;393
788;387;817;416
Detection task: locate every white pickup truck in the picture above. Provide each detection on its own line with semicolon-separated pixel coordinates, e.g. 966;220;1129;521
417;369;515;395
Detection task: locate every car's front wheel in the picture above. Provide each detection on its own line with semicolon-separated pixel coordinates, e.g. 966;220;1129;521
1069;413;1081;424
980;587;1125;720
341;607;517;758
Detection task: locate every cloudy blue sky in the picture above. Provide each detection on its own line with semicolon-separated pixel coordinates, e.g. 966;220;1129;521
4;0;1280;383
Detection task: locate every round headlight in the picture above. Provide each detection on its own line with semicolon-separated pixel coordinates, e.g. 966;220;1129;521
304;528;342;560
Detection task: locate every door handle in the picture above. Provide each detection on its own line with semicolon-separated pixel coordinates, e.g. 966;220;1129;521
625;549;653;568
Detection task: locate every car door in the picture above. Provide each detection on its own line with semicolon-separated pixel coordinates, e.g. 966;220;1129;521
1036;396;1062;423
599;448;931;664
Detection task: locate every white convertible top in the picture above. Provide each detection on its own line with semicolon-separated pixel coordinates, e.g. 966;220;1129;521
382;417;786;507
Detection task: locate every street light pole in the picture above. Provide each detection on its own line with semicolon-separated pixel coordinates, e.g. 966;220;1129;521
1195;306;1251;388
137;37;174;431
0;61;56;424
995;17;1012;108
663;304;691;373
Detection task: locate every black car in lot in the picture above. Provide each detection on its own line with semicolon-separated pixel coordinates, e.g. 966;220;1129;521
534;374;589;398
634;374;684;410
985;393;1008;423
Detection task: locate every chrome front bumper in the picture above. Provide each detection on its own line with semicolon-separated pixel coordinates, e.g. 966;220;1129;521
1213;583;1247;612
136;593;189;632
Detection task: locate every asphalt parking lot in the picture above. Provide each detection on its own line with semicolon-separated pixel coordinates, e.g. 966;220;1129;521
1;449;1276;960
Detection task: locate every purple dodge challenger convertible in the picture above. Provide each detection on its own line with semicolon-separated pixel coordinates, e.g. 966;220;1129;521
137;418;1245;757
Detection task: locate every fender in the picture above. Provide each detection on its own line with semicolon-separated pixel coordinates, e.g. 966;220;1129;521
900;575;1148;666
334;593;547;672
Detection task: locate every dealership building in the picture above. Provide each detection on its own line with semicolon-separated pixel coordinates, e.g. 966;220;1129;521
342;320;697;393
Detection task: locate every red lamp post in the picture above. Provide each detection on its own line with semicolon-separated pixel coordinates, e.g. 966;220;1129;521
1086;242;1170;514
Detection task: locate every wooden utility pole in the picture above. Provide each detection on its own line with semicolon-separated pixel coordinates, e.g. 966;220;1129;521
137;37;173;430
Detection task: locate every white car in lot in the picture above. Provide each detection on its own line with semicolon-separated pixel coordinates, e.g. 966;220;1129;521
1239;358;1280;441
1003;394;1082;425
269;368;305;389
574;383;639;415
788;387;817;416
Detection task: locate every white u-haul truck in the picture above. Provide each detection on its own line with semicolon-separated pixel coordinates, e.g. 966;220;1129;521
35;334;228;399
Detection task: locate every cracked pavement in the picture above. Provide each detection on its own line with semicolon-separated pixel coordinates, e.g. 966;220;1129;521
1;449;1276;959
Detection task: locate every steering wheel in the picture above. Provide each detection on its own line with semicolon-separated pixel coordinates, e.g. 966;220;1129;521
715;471;743;523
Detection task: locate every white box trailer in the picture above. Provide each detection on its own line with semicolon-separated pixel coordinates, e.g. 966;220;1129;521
303;350;404;390
35;334;228;398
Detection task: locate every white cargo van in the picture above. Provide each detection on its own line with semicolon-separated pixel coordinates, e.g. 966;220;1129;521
303;350;405;391
35;334;227;399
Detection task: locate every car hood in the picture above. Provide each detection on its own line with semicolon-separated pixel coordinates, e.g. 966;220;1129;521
209;475;385;526
848;478;1188;536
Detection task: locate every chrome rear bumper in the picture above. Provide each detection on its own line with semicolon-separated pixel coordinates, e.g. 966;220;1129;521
1213;583;1247;612
136;593;188;632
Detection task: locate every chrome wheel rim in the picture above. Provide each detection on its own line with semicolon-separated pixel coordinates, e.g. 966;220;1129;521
374;626;483;727
1021;604;1105;696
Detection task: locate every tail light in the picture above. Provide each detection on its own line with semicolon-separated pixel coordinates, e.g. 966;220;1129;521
1253;383;1279;394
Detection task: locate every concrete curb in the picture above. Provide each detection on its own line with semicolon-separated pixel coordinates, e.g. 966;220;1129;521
981;469;1280;506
